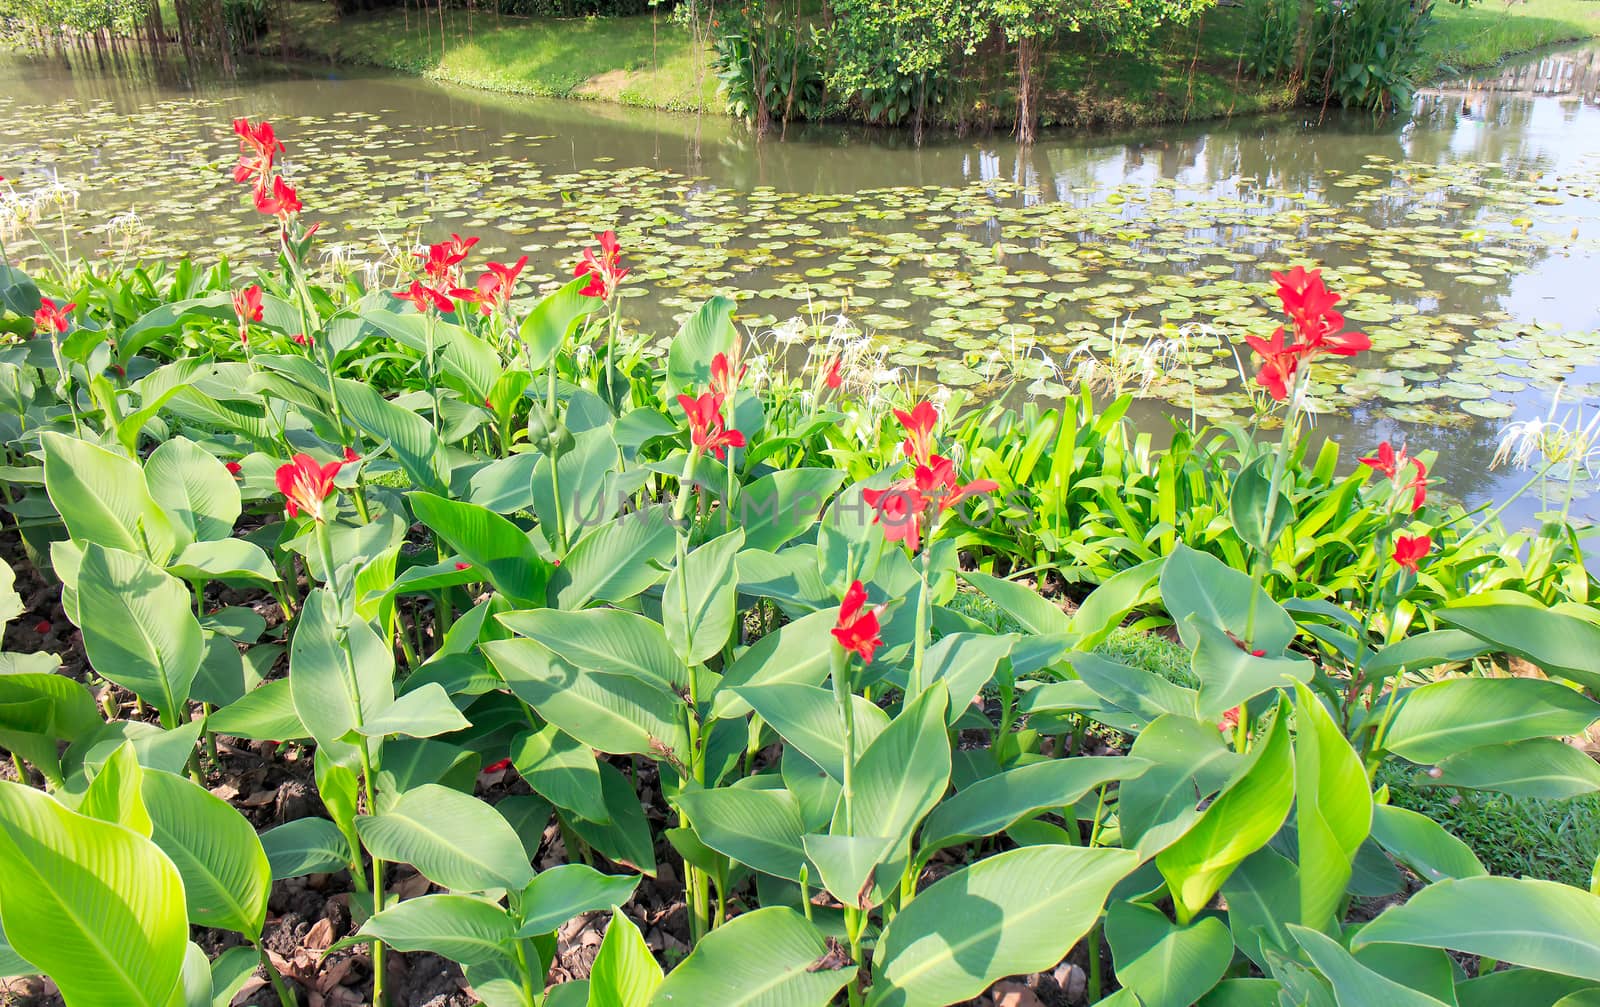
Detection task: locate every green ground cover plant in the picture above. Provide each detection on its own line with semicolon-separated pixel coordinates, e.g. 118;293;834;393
0;114;1598;1007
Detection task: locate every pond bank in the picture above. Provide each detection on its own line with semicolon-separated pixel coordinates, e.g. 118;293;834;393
270;0;1600;128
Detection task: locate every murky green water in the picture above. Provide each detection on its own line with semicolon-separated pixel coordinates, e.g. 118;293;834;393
2;45;1598;520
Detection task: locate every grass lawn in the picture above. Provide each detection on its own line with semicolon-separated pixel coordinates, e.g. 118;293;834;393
275;0;1600;125
276;1;722;111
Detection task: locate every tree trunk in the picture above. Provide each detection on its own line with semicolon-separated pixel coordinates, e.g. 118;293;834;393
1014;35;1038;146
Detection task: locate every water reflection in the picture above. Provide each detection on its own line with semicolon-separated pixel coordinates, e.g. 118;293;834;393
1;45;1598;525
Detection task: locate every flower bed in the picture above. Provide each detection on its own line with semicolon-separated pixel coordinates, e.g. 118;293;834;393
0;117;1598;1007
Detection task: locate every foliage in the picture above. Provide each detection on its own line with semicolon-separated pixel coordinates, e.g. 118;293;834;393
1246;0;1441;113
711;0;827;128
0;117;1599;1007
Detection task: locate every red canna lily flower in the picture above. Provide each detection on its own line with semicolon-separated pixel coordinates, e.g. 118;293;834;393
710;350;748;400
275;452;343;522
484;758;514;774
453;255;528;316
1360;441;1403;479
1218;705;1241;734
893;400;940;466
1404;459;1429;513
32;297;74;336
1243;326;1304;402
253;175;301;222
831;580;885;662
417;234;479;285
677;390;745;459
920;455;998;514
233;285;263;345
342;446;361;464
574;230;629;299
455;561;471;571
1393;534;1432;573
231;117;283;188
395;280;455;315
824;355;842;391
291;332;310;347
863;480;928;553
225;461;242;477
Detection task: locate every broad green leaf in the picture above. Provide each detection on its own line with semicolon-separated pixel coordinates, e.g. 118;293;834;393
1292;926;1451;1007
206;679;308;742
335;376;446;493
664;296;736;398
1190;618;1313;719
356;785;534;893
0;781;188;1007
961;570;1073;636
1119;714;1241;848
738;469;845;552
41;431;176;564
261;817;353;879
409;491;552;605
1068;651;1198;722
510;725;609;824
1437;601;1600;694
1353;877;1600;981
1294;683;1372;929
664;529;744;666
79;742;152;837
1363;630;1489;678
868;845;1138;1007
144;437;240;547
289;588;395;755
1106;901;1234;1007
500;608;684;689
1455;970;1597;1007
166;539;280;584
0;672;101;781
675;786;808;881
357;894;517;965
713;609;836;720
1381;678;1600;764
1161;543;1295;654
588;909;662;1007
142;770;271;937
208;945;261;1007
1230;455;1292;553
1157;701;1295;920
549;509;675;610
1221;847;1299;969
513;864;641;937
843;684;951;898
77;544;202;723
919;755;1150;854
650;906;847;1007
520;274;602;369
351;682;472;740
567;762;657;876
1069;558;1163;650
924;633;1015;724
483;638;689;762
1368;803;1486;883
733;682;889;783
1431;738;1600;799
1196;979;1284;1006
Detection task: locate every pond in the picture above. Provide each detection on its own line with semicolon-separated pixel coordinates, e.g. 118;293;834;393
2;43;1598;523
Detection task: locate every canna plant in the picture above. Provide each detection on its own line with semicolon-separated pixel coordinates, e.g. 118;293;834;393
1;114;1599;1007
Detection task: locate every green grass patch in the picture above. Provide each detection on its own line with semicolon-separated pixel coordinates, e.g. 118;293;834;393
1424;0;1600;76
1380;762;1600;889
276;0;720;112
